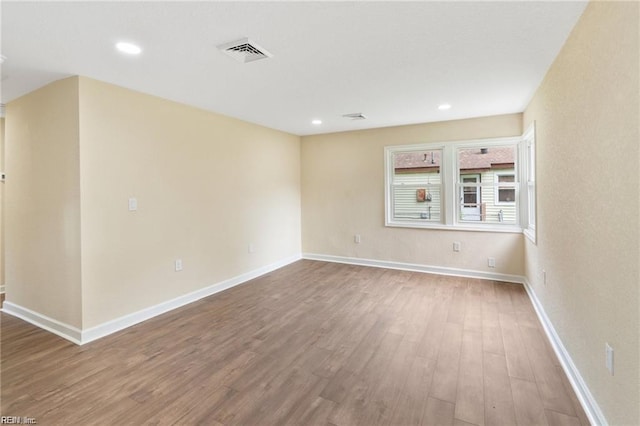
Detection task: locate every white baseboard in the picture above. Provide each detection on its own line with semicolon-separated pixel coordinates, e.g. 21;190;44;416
302;253;525;284
1;302;82;345
2;254;302;345
523;279;606;426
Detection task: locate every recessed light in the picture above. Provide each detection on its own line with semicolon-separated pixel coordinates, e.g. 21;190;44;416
116;42;142;55
438;103;452;110
312;119;322;125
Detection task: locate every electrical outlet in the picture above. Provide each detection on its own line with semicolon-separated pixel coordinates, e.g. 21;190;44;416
175;259;183;272
128;197;138;211
605;343;614;375
453;242;461;252
487;257;496;268
354;234;361;244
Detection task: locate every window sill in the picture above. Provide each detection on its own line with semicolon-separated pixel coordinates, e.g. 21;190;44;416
523;227;537;244
386;221;523;234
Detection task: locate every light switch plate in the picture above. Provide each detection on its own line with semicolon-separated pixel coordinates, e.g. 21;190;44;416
606;343;614;375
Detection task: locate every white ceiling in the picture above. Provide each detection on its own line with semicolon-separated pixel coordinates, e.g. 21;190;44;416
1;1;587;136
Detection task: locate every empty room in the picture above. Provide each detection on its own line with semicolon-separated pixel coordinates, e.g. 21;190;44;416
0;1;638;425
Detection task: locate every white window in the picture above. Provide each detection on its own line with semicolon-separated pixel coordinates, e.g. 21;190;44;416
522;123;536;242
385;135;527;232
388;149;443;223
456;144;518;226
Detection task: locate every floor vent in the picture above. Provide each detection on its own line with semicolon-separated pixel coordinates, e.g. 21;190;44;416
218;38;272;63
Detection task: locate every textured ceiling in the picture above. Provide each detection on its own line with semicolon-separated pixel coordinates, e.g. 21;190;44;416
0;1;588;136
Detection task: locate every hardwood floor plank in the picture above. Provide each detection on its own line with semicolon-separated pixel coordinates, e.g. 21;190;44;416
454;419;478;426
511;377;549;426
481;300;505;355
499;312;535;381
313;312;379;378
155;385;236;425
545;409;582;426
429;322;463;403
388;354;435;426
557;366;590;426
483;352;516;426
319;366;362;405
423;397;455;426
326;374;369;426
447;285;468;325
480;280;498;304
415;290;450;360
391;283;434;342
358;336;418;425
327;331;404;426
519;326;576;416
283;395;336;426
454;330;484;425
494;282;516;314
237;369;326;426
212;360;300;424
463;285;483;334
319;316;394;404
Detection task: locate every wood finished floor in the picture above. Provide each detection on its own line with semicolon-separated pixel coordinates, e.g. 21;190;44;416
1;260;589;426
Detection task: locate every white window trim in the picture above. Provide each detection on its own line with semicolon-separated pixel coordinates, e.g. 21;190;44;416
384;144;446;227
522;122;536;243
385;136;524;233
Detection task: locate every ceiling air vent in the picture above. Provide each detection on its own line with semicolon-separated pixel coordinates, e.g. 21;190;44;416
342;113;367;120
218;38;272;63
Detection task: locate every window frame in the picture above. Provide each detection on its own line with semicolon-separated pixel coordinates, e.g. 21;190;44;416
385;145;446;227
522;123;537;243
385;135;526;233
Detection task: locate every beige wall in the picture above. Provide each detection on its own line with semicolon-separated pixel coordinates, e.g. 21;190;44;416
77;77;301;328
523;2;639;425
301;114;525;276
4;77;83;327
1;117;5;290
